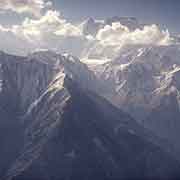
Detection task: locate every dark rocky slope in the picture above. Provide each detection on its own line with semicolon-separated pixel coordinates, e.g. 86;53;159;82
0;51;179;180
4;76;180;180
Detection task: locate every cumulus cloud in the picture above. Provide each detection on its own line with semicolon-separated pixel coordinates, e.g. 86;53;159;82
96;22;172;47
83;22;173;59
0;10;88;56
0;0;52;17
12;10;82;40
0;10;175;58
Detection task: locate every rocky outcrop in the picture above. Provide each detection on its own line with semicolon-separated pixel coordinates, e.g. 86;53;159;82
5;73;180;180
0;51;180;180
88;46;180;154
0;51;98;178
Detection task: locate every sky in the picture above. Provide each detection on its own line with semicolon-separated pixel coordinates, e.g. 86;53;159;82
0;0;179;34
0;0;178;56
52;0;180;33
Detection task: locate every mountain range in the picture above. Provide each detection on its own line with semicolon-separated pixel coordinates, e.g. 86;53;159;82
1;15;180;179
0;51;180;179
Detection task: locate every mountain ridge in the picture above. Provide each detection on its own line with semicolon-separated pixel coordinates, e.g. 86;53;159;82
0;51;179;179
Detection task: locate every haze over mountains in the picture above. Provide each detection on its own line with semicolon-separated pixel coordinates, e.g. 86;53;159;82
1;0;180;179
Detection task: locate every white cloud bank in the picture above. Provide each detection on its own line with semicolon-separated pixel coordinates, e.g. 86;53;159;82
96;22;171;47
12;10;82;40
0;0;51;17
0;5;176;58
86;22;172;59
0;10;88;56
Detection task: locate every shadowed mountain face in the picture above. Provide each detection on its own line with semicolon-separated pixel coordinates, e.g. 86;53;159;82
0;51;180;180
0;52;57;178
88;45;180;156
145;93;180;154
0;51;97;178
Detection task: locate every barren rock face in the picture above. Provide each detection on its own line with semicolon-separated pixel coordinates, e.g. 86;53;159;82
87;45;180;155
0;51;95;178
0;51;180;180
